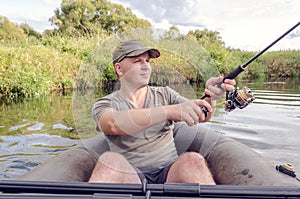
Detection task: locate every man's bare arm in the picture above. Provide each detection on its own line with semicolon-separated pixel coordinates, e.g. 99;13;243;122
99;100;212;135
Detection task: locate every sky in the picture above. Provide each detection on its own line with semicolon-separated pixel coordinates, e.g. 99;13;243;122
0;0;299;51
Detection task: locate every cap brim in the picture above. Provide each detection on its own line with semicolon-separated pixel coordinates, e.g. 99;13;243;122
126;48;160;59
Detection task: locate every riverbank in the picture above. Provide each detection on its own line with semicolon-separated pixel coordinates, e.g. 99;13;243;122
1;33;299;103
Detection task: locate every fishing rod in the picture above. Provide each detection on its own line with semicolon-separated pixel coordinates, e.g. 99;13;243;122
1;180;300;198
201;21;300;114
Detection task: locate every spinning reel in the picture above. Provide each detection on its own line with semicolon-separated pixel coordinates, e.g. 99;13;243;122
225;87;255;112
201;86;255;117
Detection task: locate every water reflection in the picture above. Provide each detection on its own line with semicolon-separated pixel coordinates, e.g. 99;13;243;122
0;134;78;179
0;94;80;179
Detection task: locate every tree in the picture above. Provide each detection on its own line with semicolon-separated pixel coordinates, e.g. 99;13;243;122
20;23;42;39
161;26;181;39
50;0;151;36
0;16;26;43
187;29;236;74
187;28;224;48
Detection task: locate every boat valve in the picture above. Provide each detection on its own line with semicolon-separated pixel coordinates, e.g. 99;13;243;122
276;163;297;178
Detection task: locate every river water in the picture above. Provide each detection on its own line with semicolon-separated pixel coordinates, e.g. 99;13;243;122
0;77;299;180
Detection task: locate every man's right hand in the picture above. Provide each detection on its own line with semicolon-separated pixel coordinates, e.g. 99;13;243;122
166;100;212;126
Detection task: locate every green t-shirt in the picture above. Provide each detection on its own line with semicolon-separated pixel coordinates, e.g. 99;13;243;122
92;86;187;171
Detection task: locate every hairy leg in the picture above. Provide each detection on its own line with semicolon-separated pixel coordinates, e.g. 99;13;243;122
166;152;215;185
89;151;141;183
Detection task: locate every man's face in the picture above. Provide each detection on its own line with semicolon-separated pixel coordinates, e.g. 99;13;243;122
116;52;152;87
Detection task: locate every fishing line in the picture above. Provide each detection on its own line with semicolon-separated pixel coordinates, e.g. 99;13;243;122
207;21;300;179
213;101;227;108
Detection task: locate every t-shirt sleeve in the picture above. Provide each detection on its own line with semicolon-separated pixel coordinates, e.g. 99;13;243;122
91;95;113;131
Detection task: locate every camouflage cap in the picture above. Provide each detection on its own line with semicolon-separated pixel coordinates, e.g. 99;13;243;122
112;40;160;64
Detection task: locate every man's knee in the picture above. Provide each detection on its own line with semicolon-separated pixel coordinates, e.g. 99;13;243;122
167;152;214;184
179;152;207;168
96;151;135;173
97;151;126;164
90;151;141;183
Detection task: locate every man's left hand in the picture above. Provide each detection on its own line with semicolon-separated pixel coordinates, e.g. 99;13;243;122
205;76;236;100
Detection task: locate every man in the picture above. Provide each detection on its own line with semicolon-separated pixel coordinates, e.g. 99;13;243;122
90;40;235;184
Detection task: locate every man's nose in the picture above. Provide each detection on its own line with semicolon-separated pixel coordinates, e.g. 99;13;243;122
141;62;150;70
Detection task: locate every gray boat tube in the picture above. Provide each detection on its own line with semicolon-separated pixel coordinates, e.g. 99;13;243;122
173;123;299;186
19;122;299;186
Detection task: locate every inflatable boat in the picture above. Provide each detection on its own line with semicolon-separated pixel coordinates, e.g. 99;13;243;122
17;123;299;186
1;123;299;198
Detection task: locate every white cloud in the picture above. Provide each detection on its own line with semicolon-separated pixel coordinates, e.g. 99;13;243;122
287;30;300;39
0;0;61;32
109;0;300;51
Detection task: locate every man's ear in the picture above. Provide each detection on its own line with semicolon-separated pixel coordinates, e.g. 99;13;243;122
114;63;122;76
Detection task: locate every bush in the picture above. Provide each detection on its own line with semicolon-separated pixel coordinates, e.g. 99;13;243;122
0;44;82;101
